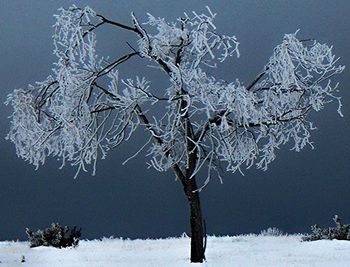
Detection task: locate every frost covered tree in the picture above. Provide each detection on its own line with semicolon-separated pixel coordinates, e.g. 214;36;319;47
6;5;344;262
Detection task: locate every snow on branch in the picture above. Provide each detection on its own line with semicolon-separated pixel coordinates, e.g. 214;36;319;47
6;6;344;185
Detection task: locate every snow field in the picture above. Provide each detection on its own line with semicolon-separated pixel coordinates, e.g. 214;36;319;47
1;235;350;267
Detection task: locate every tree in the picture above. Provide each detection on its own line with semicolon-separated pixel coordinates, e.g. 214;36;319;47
6;5;344;262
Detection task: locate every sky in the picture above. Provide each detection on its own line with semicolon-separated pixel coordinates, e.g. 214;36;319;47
0;0;349;241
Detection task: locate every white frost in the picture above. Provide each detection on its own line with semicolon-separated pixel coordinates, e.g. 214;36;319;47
6;6;344;183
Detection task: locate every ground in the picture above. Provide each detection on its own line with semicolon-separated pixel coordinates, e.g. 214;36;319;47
1;235;350;266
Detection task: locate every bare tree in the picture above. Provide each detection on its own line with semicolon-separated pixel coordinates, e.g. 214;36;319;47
6;5;344;262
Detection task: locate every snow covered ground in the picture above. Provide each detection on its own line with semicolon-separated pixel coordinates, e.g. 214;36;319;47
1;235;350;266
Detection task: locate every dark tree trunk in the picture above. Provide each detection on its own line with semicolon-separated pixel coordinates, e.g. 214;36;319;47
169;108;205;262
184;177;205;263
188;189;205;262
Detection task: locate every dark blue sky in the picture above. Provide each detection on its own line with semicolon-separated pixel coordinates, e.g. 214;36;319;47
1;0;349;240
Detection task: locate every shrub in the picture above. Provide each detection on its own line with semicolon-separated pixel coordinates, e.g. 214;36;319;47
26;223;81;248
260;227;284;236
302;215;350;241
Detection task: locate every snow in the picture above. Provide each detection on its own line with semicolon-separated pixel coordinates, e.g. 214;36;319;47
1;235;349;266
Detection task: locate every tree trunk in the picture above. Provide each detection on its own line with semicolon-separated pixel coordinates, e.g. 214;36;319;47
185;178;205;263
171;160;205;262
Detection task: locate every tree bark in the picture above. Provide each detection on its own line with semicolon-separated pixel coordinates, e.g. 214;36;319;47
184;177;205;263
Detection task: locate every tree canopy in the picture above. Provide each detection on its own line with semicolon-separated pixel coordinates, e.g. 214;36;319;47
6;5;344;184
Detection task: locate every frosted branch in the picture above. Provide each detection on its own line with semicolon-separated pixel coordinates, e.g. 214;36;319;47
6;6;344;185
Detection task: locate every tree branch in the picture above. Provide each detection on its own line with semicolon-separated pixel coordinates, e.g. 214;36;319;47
96;14;140;33
92;82;119;99
96;52;140;79
174;19;187;66
245;68;268;91
134;104;187;182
